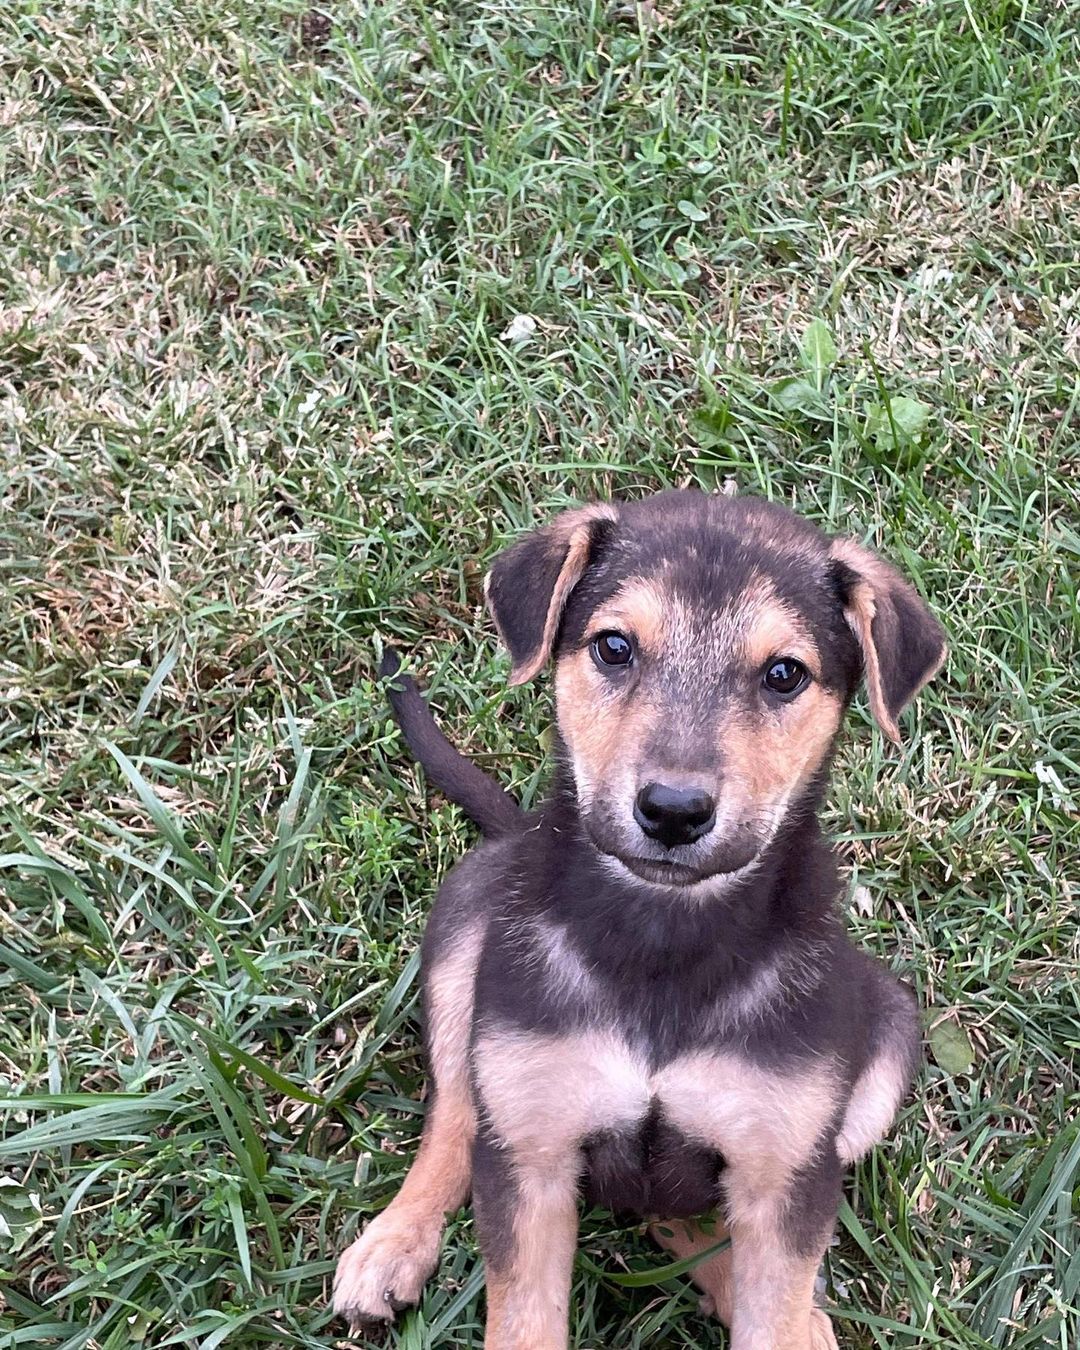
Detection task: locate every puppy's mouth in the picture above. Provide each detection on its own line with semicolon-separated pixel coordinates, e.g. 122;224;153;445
616;855;709;886
601;847;760;888
581;803;766;889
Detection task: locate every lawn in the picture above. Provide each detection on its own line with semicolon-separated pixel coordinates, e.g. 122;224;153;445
1;0;1078;1346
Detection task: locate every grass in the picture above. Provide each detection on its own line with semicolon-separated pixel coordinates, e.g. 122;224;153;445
1;0;1078;1345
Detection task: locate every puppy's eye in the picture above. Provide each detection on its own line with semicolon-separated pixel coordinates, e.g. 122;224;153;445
763;657;809;698
592;631;634;667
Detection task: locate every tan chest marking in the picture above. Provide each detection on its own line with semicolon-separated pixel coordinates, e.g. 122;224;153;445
474;1029;651;1162
473;1029;840;1190
653;1052;838;1198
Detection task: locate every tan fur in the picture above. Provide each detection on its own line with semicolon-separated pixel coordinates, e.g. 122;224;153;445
651;1216;734;1324
550;575;672;805
554;644;659;807
475;1031;603;1347
475;1028;837;1192
839;571;898;743
552;579;684;779
653;1199;843;1348
588;574;671;654
474;1028;651;1155
474;1029;841;1349
553;649;619;799
646;1053;840;1349
489;503;617;685
726;589;840;810
651;1211;838;1350
333;925;483;1324
830;536;947;744
722;682;843;820
836;1045;912;1164
652;1052;838;1220
650;1050;838;1350
741;593;818;676
555;574;839;830
830;537;900;600
730;1235;838;1350
484;1162;579;1350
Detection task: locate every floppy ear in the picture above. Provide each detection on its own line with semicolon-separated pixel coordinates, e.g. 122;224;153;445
484;503;617;685
830;536;947;745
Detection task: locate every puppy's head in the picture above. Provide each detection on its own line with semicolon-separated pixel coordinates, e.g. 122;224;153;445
486;491;946;890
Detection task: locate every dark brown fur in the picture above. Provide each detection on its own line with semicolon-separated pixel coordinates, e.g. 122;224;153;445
334;490;947;1350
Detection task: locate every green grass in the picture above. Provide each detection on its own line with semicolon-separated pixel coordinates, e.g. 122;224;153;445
1;0;1078;1345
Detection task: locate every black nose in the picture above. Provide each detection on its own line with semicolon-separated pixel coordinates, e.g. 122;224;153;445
633;783;716;849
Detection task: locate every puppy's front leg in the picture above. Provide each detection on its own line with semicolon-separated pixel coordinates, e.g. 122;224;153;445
726;1155;842;1350
473;1129;579;1350
333;921;483;1328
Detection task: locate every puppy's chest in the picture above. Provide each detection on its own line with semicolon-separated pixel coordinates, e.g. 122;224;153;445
473;1027;839;1203
474;1029;713;1141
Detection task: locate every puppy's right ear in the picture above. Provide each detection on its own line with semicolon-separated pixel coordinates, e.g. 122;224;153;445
484;503;617;685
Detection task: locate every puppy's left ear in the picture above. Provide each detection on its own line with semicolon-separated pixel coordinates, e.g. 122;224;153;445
484;503;617;686
830;536;947;745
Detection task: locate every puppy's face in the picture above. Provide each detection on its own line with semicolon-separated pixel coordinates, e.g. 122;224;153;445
486;491;946;892
554;583;838;885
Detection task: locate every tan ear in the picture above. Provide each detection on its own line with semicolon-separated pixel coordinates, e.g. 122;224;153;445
484;503;617;685
830;537;947;744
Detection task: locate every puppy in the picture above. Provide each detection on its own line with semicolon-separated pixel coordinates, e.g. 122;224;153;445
334;489;946;1350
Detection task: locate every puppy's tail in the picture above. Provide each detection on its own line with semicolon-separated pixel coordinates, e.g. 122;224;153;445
379;647;526;838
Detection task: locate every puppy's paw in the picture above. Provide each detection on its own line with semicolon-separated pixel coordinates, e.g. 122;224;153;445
333;1209;441;1330
808;1306;840;1350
